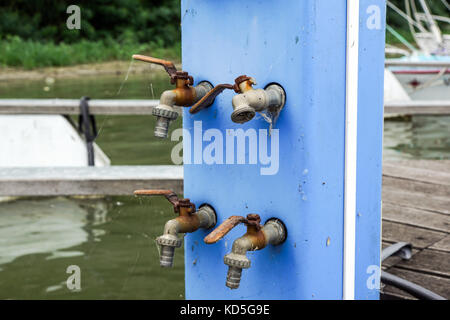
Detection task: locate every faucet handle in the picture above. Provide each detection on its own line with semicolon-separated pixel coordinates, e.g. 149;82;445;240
134;189;196;213
189;75;257;114
189;83;235;114
132;54;179;84
233;75;256;93
204;214;261;244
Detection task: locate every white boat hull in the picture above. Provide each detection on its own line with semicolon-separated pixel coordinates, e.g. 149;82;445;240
0;115;110;167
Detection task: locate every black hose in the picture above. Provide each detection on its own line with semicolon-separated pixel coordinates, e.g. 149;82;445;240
381;271;446;300
78;96;97;166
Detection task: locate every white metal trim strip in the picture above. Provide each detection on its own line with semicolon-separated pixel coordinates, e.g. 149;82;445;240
343;0;360;300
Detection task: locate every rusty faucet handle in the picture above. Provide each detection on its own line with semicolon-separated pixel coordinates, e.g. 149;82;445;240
133;189;195;213
189;75;256;114
204;214;262;244
132;54;178;82
189;84;234;114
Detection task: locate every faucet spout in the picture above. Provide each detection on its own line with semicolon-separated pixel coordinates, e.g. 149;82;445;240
152;81;213;138
134;189;216;268
204;214;286;289
156;204;216;267
153;90;178;138
132;54;213;138
231;83;286;124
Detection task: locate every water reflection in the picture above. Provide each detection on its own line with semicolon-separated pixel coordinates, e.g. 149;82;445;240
384;115;450;160
0;196;184;299
0;198;97;267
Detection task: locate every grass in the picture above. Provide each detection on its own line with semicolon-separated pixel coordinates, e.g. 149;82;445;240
0;36;181;69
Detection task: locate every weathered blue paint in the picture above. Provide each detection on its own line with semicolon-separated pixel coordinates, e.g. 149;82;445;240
182;0;385;299
355;0;386;300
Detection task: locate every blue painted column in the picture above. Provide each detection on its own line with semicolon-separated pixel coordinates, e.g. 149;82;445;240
181;0;385;300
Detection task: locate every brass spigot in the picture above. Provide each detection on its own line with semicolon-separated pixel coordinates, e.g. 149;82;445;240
204;214;286;289
134;189;216;268
189;75;286;124
132;54;214;138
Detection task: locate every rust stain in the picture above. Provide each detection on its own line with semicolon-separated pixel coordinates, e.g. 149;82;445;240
132;54;197;106
190;84;234;114
133;189;195;213
134;189;173;196
204;216;247;244
204;214;265;249
189;74;256;114
132;54;178;83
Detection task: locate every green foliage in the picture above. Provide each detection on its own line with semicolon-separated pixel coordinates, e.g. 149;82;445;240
0;35;180;69
0;0;180;46
0;0;181;68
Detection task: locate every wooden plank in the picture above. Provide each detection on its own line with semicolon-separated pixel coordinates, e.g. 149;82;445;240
429;235;450;253
0;99;175;115
382;186;450;215
388;160;450;172
383;175;450;198
383;268;450;300
383;161;450;187
385;101;450;115
395;249;450;278
0;166;183;196
382;202;450;233
382;221;447;249
385;60;450;68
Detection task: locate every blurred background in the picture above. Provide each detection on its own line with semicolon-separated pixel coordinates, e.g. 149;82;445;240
0;0;448;299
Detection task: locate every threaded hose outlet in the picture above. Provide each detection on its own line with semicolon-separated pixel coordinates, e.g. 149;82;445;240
152;106;178;139
154;116;170;139
223;253;250;289
156;234;182;268
231;106;256;124
159;245;176;268
226;266;243;289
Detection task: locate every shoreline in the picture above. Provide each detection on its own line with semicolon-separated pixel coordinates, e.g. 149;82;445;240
0;60;182;82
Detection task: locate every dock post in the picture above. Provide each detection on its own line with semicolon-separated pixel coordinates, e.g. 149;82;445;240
182;0;386;299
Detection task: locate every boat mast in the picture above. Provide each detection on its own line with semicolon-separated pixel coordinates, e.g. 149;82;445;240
418;0;443;44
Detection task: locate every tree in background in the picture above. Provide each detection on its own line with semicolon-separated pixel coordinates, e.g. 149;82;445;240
0;0;180;46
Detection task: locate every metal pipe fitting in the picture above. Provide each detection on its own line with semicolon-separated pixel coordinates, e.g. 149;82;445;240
153;90;178;138
231;78;285;124
134;189;216;268
156;204;216;267
132;54;213;138
152;81;213;138
204;214;286;289
189;75;286;124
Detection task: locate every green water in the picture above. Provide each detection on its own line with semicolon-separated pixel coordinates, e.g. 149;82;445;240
0;71;448;299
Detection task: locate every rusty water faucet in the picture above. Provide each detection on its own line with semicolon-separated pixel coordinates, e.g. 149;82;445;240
132;54;214;138
134;189;216;268
190;75;286;124
204;214;286;289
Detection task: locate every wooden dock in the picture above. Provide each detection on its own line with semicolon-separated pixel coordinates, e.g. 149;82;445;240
381;160;450;300
0;166;183;197
0;160;448;299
